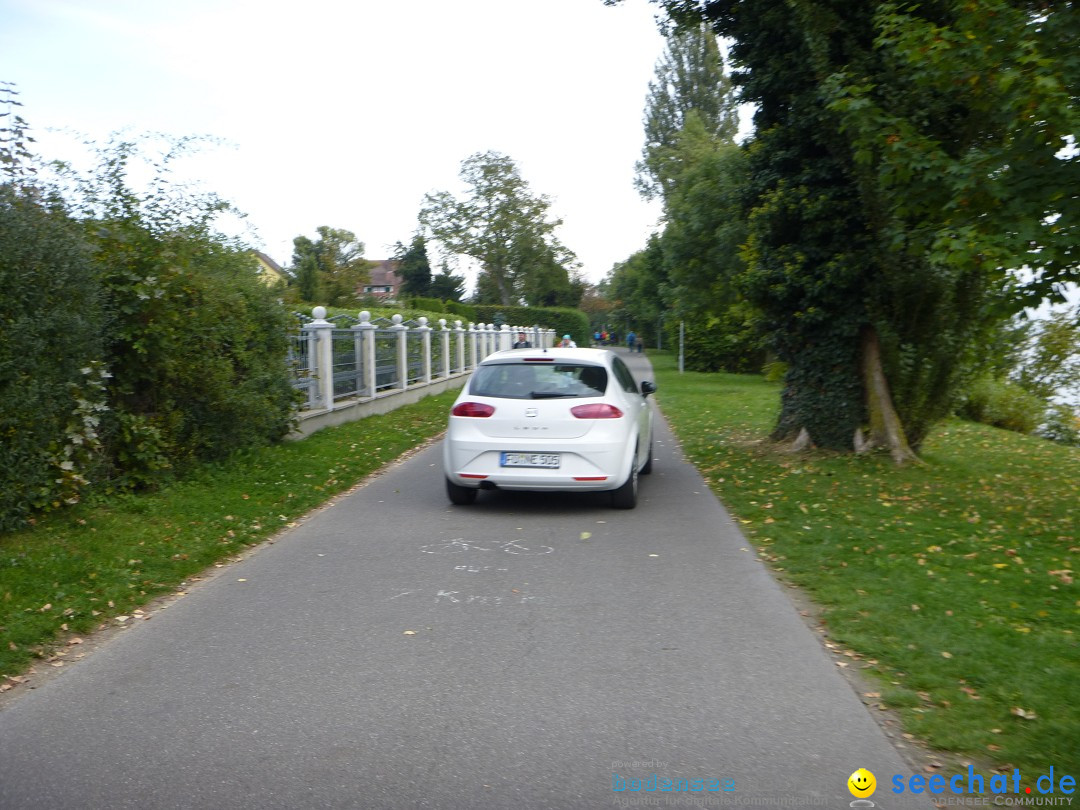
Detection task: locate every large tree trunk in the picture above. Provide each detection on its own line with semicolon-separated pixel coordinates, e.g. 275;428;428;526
493;267;512;306
860;325;919;465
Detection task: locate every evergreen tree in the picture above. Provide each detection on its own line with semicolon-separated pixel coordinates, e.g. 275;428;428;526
394;233;433;298
429;262;467;302
637;20;739;201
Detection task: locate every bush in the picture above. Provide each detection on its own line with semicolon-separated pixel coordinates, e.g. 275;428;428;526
408;296;444;313
472;305;589;345
92;223;300;475
1038;403;1080;446
0;186;106;530
0;128;300;530
669;306;767;374
958;376;1046;434
443;300;477;323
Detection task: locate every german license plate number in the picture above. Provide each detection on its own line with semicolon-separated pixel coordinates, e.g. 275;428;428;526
500;452;560;469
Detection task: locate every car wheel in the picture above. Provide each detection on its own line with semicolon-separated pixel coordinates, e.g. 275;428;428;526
640;436;654;475
610;456;638;509
446;478;478;505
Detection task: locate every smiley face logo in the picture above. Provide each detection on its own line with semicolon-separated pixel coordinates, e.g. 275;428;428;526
847;768;877;798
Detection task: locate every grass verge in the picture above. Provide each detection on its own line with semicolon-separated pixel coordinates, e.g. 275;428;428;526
650;351;1078;776
0;389;457;682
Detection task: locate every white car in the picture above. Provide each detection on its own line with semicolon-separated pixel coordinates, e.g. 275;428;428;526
443;348;656;508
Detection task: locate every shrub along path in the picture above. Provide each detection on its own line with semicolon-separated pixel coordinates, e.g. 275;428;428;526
650;351;1078;776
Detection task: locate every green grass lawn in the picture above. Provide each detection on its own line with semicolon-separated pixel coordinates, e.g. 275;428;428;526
0;389;458;682
650;350;1078;776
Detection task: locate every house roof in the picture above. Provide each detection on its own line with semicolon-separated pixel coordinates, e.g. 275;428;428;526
367;260;402;287
252;251;292;284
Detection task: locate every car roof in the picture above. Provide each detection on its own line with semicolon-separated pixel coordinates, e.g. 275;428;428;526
479;348;613;366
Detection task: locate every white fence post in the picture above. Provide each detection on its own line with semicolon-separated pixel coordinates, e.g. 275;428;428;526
355;310;376;398
468;323;478;369
417;316;432;385
304;306;335;410
455;320;466;373
499;324;511;352
439;319;451;378
391;314;408;390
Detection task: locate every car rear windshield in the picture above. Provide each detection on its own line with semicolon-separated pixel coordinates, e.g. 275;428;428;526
469;363;608;400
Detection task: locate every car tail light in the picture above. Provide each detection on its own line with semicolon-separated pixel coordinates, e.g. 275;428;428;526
452;402;495;417
570;403;623;419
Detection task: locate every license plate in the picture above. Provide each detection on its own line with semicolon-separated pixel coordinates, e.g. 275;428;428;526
500;452;560;469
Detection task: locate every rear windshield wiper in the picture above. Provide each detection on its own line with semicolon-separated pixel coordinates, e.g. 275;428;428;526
530;391;577;399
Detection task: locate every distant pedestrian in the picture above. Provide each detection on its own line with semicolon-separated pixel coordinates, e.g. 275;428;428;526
626;331;637;352
513;331;532;349
559;334;577;348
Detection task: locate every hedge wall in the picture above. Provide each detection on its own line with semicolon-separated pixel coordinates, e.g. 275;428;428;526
472;305;589;345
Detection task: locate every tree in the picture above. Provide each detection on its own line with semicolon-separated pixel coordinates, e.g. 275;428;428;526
1014;309;1080;405
429;261;467;302
823;1;1079;313
393;233;433;298
1;82;35;184
611;0;1077;461
579;281;616;333
637;20;739;201
607;234;670;337
420;151;577;306
290;226;370;306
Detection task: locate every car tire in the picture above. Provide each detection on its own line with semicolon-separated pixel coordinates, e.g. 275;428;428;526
640;436;654;475
610;457;638;509
446;478;478;505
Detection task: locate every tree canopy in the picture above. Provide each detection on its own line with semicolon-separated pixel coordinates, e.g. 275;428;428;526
420;151;580;307
393;233;433;298
637;20;739;200
606;0;1079;460
290;226;370;306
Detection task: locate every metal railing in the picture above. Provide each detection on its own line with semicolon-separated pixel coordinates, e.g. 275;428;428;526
289;308;556;413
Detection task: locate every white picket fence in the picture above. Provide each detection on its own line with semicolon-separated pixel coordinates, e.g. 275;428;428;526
287;307;555;437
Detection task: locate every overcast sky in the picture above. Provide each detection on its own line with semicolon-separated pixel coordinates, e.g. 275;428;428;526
1;0;686;287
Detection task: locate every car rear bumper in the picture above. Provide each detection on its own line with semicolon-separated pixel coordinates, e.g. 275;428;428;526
443;438;631;492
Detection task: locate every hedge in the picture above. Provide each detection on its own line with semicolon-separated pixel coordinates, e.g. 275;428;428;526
472;305;589;345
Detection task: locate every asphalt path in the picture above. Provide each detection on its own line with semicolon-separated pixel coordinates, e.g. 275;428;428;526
0;351;931;810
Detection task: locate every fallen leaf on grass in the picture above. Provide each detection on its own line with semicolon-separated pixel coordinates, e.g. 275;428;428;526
1010;707;1037;720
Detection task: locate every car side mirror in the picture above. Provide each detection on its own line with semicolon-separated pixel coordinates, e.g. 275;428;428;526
640;381;657;397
